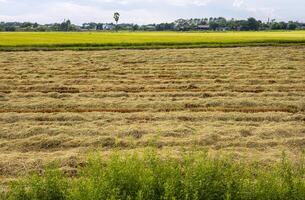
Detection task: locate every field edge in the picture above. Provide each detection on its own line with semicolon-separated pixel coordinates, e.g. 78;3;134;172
1;41;305;51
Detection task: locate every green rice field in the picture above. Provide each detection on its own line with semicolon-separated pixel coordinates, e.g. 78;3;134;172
1;31;305;50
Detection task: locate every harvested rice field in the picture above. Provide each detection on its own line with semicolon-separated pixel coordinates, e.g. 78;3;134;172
0;46;305;184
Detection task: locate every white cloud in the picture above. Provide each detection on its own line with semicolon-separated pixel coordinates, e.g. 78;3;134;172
93;0;212;6
0;0;304;23
0;1;176;24
231;0;277;20
233;0;244;8
164;0;212;6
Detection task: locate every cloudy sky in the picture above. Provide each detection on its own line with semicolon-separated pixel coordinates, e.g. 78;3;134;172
0;0;304;24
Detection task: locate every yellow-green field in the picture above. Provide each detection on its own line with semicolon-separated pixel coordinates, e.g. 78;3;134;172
1;31;305;49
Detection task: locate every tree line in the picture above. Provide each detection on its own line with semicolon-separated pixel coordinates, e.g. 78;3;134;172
0;17;304;32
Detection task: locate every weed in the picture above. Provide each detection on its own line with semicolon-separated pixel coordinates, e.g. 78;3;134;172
6;152;305;200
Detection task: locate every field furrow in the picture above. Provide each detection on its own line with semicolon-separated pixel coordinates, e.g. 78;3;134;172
0;46;304;183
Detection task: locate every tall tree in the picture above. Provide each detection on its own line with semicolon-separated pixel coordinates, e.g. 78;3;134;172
247;17;260;30
114;12;120;31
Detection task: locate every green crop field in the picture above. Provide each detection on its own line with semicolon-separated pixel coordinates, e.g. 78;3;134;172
1;31;305;50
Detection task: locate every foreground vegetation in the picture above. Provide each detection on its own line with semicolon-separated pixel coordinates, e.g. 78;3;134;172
3;151;305;200
0;31;305;50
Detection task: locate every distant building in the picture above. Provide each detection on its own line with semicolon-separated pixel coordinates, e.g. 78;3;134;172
103;24;115;30
82;23;97;30
197;25;210;30
142;25;156;31
216;27;230;31
118;23;134;30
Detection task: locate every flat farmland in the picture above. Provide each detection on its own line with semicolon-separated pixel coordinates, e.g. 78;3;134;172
0;46;305;184
0;31;305;50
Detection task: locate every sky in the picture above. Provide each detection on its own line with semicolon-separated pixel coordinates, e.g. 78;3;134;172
0;0;304;24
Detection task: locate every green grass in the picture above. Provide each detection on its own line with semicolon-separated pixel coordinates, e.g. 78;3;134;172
1;31;305;50
4;151;305;200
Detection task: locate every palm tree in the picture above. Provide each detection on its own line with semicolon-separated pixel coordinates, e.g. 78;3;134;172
113;12;120;31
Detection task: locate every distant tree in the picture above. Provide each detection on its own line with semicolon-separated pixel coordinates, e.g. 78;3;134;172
156;23;175;31
227;19;238;30
280;22;287;29
204;18;209;24
132;24;139;31
287;22;297;30
97;23;104;30
177;20;191;31
270;21;287;30
114;12;120;31
66;20;71;31
0;16;303;32
209;21;219;30
60;20;65;31
247;17;260;30
33;22;39;28
217;17;227;27
20;22;32;28
60;19;72;31
5;26;16;32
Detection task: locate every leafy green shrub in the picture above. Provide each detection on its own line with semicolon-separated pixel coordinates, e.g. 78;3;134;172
8;165;68;200
6;151;305;200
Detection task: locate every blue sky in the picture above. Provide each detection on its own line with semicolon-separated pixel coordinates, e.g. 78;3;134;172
0;0;304;24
